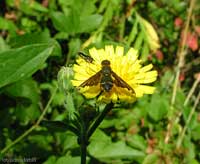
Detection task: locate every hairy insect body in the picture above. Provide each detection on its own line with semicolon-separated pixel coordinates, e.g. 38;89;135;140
100;63;113;92
78;52;93;63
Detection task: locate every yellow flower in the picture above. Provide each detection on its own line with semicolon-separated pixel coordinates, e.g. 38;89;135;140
72;45;158;103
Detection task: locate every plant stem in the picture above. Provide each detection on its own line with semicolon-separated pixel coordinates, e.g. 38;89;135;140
80;136;87;164
176;91;200;148
87;102;114;139
165;0;196;144
79;102;114;164
174;77;200;124
80;112;87;164
171;0;196;105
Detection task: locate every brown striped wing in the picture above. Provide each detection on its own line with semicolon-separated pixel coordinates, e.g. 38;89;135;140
79;71;102;87
111;71;135;93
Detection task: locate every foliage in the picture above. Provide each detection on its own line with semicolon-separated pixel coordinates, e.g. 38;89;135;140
0;0;199;164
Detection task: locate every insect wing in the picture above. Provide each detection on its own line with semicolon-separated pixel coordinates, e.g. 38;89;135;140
79;71;102;88
111;71;135;93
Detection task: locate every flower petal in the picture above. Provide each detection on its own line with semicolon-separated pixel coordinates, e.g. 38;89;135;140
115;46;124;56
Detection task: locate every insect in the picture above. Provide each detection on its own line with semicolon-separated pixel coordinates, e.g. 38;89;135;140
78;52;94;63
78;53;135;93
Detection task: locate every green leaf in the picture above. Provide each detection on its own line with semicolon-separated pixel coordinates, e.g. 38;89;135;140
79;14;103;33
189;159;200;164
30;1;48;12
134;32;144;51
50;12;71;33
183;105;197;130
160;70;173;88
28;134;53;151
3;78;39;104
148;93;169;121
51;2;101;34
142;153;159;164
51;10;102;34
59;0;96;17
50;10;79;34
21;17;39;32
80;0;97;16
183;136;196;162
56;156;80;164
127;19;138;46
0;17;17;34
126;134;147;151
17;0;48;16
63;133;78;151
18;1;37;15
89;140;145;163
65;94;76;120
68;38;81;59
2;78;41;125
191;124;200;141
58;0;74;6
0;37;10;52
9;30;50;48
15;103;40;125
43;156;57;164
100;118;118;128
88;129;145;163
9;30;61;56
141;42;150;61
0;43;54;88
98;0;109;13
98;1;114;31
54;32;69;39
